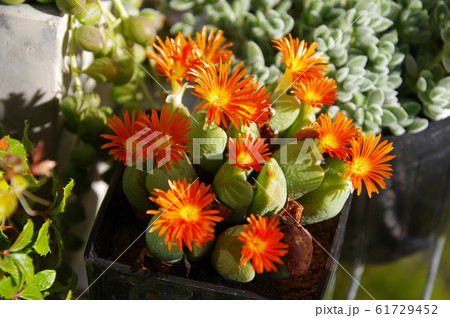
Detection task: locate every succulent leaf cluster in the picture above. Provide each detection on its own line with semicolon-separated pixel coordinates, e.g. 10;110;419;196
161;0;450;135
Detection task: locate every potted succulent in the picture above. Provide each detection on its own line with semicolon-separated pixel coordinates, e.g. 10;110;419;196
161;0;450;264
84;29;395;299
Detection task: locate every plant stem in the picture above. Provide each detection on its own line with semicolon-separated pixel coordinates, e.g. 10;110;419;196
23;191;52;207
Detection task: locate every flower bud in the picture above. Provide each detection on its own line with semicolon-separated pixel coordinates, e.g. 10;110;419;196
123;16;156;46
74;25;104;53
55;0;86;15
75;2;102;25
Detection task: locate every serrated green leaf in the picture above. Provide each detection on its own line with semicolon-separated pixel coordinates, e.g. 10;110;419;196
21;120;33;155
0;136;29;171
50;223;63;268
0;276;20;299
0;256;20;284
50;179;74;216
0;229;9;250
34;270;56;291
10;253;34;284
21;283;43;300
65;289;73;300
10;219;34;252
33;220;51;256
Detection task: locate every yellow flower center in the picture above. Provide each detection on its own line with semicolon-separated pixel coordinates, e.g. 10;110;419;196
248;236;267;254
351;157;371;176
179;205;200;222
303;91;321;105
321;134;339;150
236;150;253;166
209;88;230;109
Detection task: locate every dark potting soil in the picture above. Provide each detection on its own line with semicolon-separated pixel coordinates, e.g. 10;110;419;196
106;198;339;300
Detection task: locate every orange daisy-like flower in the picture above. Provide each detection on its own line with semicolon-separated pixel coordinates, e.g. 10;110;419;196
315;112;359;160
292;77;338;108
190;26;233;67
237;82;272;125
148;32;199;84
238;215;289;274
137;106;191;170
191;61;257;129
344;133;396;198
272;34;329;81
147;179;223;251
226;134;271;171
101;110;148;165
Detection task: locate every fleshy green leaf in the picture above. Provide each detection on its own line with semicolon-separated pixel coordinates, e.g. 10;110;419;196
10;253;34;284
50;179;75;216
34;270;56;291
33;220;51;256
20;284;43;300
10;219;34;252
0;229;9;250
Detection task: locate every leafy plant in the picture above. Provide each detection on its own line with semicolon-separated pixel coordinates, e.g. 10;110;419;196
0;125;75;300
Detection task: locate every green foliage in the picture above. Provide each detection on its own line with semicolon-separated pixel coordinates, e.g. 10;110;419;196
165;0;450;135
0;131;74;299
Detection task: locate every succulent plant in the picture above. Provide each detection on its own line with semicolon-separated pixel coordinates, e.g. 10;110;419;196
160;0;450;135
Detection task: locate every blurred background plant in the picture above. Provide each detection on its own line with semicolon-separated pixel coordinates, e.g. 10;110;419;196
163;0;450;135
0;124;76;299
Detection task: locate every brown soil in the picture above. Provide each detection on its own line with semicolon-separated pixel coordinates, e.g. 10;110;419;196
106;197;340;299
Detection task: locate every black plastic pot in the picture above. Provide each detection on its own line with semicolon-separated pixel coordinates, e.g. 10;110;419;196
84;166;351;300
343;116;450;264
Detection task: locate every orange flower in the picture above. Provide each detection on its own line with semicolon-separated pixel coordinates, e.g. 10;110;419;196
191;61;257;128
272;34;329;81
148;32;199;84
147;179;223;251
237;82;272;125
101;110;148;165
226;134;271;171
344;133;396;198
239;215;289;274
292;77;338;108
190;26;233;67
316;113;359;160
138;106;191;170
